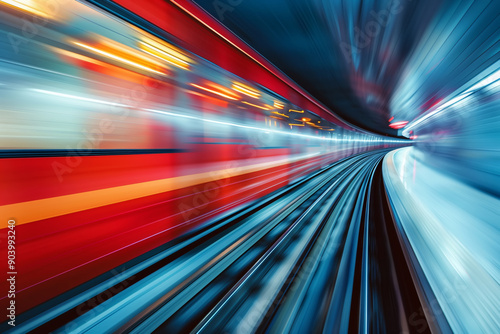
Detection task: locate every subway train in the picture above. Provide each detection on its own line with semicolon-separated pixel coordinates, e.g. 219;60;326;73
0;0;407;317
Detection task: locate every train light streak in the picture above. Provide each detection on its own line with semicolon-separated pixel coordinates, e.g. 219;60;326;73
389;121;409;129
232;82;261;98
241;101;270;110
190;83;239;100
139;41;191;70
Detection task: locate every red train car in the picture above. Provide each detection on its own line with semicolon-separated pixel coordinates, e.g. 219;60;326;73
0;0;401;315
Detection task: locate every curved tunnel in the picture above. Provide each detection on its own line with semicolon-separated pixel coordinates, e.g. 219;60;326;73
0;0;499;333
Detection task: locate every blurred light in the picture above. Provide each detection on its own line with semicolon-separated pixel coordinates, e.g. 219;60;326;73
73;41;165;76
389;121;408;129
232;82;260;99
388;116;394;122
289;123;304;126
190;83;239;100
468;68;500;92
0;0;50;18
241;101;271;110
139;41;190;70
405;93;473;133
51;47;107;66
30;89;127;107
289;109;304;113
301;117;311;122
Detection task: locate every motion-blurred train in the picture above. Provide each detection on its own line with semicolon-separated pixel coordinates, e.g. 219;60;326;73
0;0;406;314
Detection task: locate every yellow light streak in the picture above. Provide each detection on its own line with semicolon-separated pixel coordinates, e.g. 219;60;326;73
190;83;239;100
73;42;165;76
274;100;284;109
0;0;49;18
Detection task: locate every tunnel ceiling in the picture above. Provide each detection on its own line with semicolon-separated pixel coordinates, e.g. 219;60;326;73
192;0;499;136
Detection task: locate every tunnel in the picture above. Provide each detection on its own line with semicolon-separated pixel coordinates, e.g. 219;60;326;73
0;0;499;333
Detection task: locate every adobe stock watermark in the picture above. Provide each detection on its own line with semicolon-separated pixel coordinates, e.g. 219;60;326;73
6;219;17;327
212;0;243;21
7;0;61;54
340;0;410;64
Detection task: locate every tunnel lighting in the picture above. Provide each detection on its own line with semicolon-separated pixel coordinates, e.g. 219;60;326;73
73;42;165;76
0;0;49;17
289;109;304;113
232;83;260;98
406;92;473;132
271;111;289;118
274;100;284;109
289;123;304;126
301;117;311;122
242;101;270;110
139;41;190;70
140;38;192;63
270;116;284;120
389;121;408;129
406;69;499;132
51;46;112;68
190;83;239;100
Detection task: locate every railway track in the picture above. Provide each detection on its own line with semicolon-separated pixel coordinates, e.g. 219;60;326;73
7;149;431;334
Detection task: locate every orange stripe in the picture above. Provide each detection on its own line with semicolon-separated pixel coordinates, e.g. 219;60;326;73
0;153;319;225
